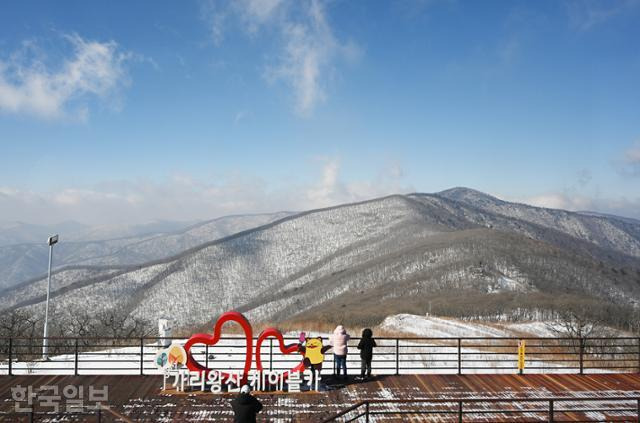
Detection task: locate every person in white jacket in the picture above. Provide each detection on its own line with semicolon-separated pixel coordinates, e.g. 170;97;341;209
330;325;350;379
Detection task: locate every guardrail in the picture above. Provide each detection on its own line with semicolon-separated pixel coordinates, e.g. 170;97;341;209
1;407;104;423
320;397;640;422
0;336;638;376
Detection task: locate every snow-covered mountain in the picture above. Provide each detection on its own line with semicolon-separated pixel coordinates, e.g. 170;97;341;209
0;212;292;290
432;187;640;260
0;219;199;246
0;220;91;246
2;189;639;333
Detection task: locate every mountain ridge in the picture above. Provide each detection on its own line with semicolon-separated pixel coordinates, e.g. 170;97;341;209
2;189;639;334
0;211;294;290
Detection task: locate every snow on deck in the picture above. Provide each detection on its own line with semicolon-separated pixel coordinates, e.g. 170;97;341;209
1;374;639;422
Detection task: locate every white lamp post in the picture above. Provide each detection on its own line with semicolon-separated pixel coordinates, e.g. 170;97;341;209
42;234;58;360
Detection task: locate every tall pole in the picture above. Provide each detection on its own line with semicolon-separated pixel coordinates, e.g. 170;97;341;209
43;234;58;360
42;244;53;359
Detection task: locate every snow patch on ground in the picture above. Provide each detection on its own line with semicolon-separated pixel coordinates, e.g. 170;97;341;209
380;314;557;338
488;276;524;293
380;314;511;337
505;321;557;337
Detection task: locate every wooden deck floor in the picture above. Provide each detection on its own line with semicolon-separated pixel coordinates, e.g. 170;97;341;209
0;373;639;422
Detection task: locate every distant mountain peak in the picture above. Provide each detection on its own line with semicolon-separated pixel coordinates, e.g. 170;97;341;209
433;187;504;204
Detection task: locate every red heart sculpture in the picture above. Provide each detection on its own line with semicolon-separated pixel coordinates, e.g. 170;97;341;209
255;327;305;382
184;311;253;385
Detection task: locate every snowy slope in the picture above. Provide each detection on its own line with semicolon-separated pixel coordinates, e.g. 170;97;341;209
0;212;292;290
379;314;557;338
433;187;640;260
3;190;640;333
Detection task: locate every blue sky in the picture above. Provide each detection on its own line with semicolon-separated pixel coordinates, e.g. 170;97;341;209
1;0;639;224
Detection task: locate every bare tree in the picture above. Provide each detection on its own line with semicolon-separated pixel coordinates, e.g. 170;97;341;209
546;307;610;360
94;306;153;339
0;310;40;338
548;309;605;339
0;310;43;359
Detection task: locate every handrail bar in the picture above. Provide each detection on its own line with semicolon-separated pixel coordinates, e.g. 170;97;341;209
321;396;640;422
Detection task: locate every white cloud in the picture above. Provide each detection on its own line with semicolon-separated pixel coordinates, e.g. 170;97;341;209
0;159;412;225
304;157;414;209
515;193;593;211
566;0;639;31
497;37;520;65
624;142;640;165
240;0;285;30
5;165;639;224
0;33;132;120
502;191;640;220
234;109;250;124
306;157;341;207
613;141;640;177
201;0;285;43
265;0;334;115
202;0;360;115
496;164;639;219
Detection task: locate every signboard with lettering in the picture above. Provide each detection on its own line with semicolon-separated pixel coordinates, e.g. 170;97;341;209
164;310;320;393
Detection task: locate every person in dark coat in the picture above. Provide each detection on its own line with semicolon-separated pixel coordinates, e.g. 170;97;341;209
357;328;376;380
231;385;262;423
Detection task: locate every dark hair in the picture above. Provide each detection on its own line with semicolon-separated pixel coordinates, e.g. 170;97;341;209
362;328;373;338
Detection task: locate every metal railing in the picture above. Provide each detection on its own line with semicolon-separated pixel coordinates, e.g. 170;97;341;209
1;408;104;423
0;336;638;376
321;397;640;422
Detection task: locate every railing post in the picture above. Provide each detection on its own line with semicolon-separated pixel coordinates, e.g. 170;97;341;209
579;338;584;375
332;345;336;376
140;337;144;376
518;339;523;375
458;400;463;423
8;338;12;376
637;337;640;373
74;338;79;376
395;339;399;375
365;401;370;423
205;344;209;369
97;406;102;423
29;409;34;423
457;338;462;375
548;399;554;423
269;338;273;372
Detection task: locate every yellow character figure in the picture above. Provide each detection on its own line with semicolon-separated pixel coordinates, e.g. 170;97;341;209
304;337;325;365
297;334;332;390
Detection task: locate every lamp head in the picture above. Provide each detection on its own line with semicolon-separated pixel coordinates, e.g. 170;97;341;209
47;235;59;246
